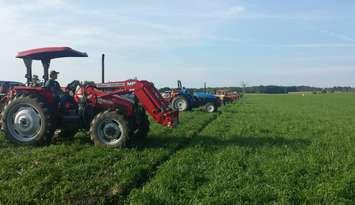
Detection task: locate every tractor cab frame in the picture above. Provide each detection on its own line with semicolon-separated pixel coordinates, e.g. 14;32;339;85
16;47;88;85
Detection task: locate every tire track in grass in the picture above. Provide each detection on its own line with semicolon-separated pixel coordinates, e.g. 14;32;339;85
126;103;244;204
134;113;219;175
123;104;241;203
79;110;222;204
116;110;222;203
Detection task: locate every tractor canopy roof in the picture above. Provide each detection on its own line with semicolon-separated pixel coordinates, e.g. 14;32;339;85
16;47;88;60
16;47;88;84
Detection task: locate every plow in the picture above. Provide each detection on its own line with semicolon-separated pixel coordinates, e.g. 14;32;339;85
0;47;178;148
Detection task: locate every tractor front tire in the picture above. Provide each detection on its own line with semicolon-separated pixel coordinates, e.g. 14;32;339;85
172;96;190;112
90;111;130;148
205;102;217;113
1;94;55;146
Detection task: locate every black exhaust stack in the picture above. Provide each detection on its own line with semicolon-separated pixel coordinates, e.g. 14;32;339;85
101;54;105;83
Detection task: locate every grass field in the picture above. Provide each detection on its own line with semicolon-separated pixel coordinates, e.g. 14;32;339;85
0;94;354;204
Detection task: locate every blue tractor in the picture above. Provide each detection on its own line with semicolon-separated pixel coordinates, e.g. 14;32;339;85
193;91;221;113
162;80;220;112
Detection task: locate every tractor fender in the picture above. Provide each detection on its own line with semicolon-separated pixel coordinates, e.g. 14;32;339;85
11;87;55;105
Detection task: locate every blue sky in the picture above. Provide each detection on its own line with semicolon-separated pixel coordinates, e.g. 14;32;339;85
0;0;355;88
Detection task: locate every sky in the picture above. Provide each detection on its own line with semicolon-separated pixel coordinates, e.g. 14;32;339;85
0;0;355;88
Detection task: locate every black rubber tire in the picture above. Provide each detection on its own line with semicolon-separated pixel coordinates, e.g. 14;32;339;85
205;102;217;113
133;111;150;139
171;96;190;111
90;110;130;148
1;94;55;146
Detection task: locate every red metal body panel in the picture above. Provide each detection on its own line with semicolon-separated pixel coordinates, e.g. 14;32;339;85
74;86;134;116
96;80;179;128
9;86;55;104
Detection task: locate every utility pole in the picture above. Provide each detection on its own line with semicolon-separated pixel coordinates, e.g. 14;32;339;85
101;54;105;83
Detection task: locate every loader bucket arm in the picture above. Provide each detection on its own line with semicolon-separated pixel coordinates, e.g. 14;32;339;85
97;80;178;128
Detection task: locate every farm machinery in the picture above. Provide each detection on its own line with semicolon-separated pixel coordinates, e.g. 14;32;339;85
0;47;178;148
161;80;220;112
215;89;240;105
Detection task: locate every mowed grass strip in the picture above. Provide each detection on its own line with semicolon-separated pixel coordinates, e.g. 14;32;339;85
128;94;355;204
0;111;217;204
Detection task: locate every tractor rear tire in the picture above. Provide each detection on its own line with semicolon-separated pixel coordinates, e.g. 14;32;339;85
1;94;55;146
205;102;217;113
90;110;130;148
172;96;190;112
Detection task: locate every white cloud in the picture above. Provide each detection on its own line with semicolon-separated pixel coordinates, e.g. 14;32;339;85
225;6;245;17
320;29;355;43
0;1;245;49
247;43;355;48
1;0;65;10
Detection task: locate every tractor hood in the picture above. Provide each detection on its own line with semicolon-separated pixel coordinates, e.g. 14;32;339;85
193;92;217;99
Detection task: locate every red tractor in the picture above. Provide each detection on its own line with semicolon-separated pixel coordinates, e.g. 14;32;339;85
0;47;178;148
215;89;240;105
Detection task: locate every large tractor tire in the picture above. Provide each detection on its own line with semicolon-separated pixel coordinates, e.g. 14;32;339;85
171;96;190;112
205;102;218;113
90;110;130;148
1;94;55;146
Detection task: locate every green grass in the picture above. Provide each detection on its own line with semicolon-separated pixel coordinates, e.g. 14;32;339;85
1;94;354;204
128;94;355;204
0;111;218;204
